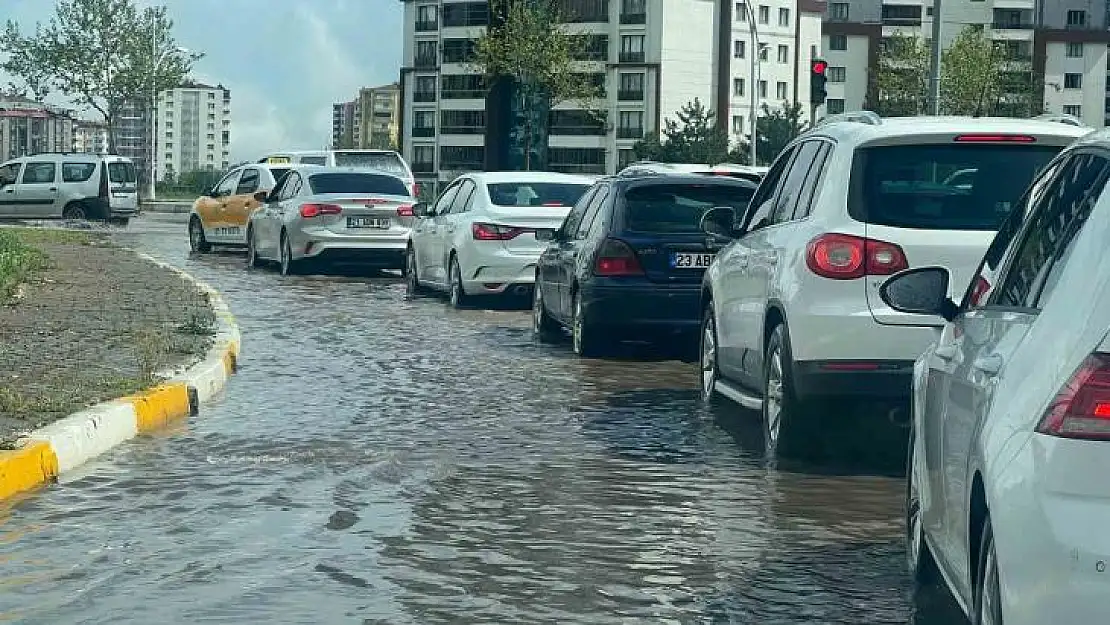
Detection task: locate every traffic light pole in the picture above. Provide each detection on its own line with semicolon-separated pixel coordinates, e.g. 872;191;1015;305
928;0;942;115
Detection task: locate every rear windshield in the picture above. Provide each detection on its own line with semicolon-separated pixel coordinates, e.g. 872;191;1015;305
300;156;327;165
333;151;408;176
624;183;755;233
107;161;137;184
487;182;590;207
850;144;1062;230
308;172;409;196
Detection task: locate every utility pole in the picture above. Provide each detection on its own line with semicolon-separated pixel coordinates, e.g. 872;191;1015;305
928;0;943;115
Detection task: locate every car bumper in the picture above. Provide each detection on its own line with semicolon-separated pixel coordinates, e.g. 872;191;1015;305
788;307;941;363
580;281;701;336
459;248;543;295
792;360;915;400
301;240;407;268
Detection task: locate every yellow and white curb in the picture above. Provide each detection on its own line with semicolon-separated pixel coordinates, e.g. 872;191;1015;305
0;252;240;502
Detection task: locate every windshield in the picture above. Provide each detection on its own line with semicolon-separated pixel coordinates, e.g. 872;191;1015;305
486;182;590;207
308;172;409;196
333;151;408;176
107;161;136;185
850;143;1062;230
268;167;290;183
624;183;754;233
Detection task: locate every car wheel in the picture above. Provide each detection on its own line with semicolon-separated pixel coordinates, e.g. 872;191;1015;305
62;202;87;220
189;217;211;253
572;291;604;358
762;324;811;458
405;247;427;296
246;227;263;269
279;232;298;276
974;516;1003;625
448;255;469;309
906;427;938;586
532;281;560;343
699;302;720;403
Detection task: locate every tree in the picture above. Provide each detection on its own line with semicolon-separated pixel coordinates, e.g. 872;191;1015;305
941;27;1007;116
755;102;807;165
472;0;602;170
0;0;202;152
632;99;730;164
874;32;930;117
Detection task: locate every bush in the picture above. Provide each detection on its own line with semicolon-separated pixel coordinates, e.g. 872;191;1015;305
0;229;46;302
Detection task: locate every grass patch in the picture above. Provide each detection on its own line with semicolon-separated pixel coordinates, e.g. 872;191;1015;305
0;229;47;302
3;227;103;247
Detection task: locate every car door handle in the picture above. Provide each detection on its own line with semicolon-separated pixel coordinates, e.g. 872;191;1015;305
935;344;957;361
48;187;57;192
973;353;1004;376
3;189;12;194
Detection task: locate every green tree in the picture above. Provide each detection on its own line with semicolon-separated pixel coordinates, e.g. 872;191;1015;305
632;98;730;164
472;0;602;170
874;32;930;116
0;0;202;152
755;102;807;165
941;27;1007;116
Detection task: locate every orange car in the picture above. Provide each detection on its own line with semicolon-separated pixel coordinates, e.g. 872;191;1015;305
188;162;294;252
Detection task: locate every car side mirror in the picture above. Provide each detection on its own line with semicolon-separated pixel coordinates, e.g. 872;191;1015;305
253;190;269;202
412;201;430;217
536;228;556;242
700;206;739;239
879;266;959;321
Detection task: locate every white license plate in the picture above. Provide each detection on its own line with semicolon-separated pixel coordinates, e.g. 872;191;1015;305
348;216;390;229
213;226;241;237
671;252;714;269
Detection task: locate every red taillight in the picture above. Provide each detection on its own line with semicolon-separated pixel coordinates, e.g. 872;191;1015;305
541;202;565;207
472;222;525;240
805;233;908;280
969;276;991;307
953;134;1036;143
594;238;644;276
1037;353;1110;440
412;182;421;197
299;203;342;218
396;204;414;217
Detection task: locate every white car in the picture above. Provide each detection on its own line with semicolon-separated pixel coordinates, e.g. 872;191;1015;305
880;129;1110;625
696;111;1091;458
258;149;417;197
405;171;595;307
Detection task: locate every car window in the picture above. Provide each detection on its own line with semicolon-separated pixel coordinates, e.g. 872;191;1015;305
62;162;97;183
486;182;590;207
21;162;56;184
850;143;1062;231
793;142;833;220
279;172;301;201
744;144;798;231
333;151;408;176
299;156;327;166
268;167;290;185
449;180;476;214
0;163;21;185
770;140;822;224
308;172;408;196
987;152;1110;310
560;185;599;237
236;168;261;194
624;183;756;234
268;172;291;201
107;161;137;185
576;186;609;239
431;183;462;216
214;171;240;197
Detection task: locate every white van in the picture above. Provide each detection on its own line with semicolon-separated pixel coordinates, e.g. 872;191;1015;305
0;153;139;223
259;149;417;196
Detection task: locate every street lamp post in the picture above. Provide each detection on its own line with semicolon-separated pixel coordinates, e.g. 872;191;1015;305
745;15;765;167
149;20;188;201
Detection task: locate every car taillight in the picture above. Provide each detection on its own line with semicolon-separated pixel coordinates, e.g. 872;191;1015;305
953;134;1036;143
1036;353;1110;440
805;233;908;280
472;222;525;240
969;276;991;307
594;238;644;276
396;204;414;217
412;182;420;197
300;203;342;218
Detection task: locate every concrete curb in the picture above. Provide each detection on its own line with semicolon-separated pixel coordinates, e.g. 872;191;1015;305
0;252;240;502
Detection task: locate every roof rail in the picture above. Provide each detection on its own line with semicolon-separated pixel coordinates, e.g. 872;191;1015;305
1032;112;1087;127
813;110;882;128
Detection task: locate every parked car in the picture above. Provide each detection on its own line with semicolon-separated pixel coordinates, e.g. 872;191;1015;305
696;111;1091;458
245;166;415;275
618;161;766;184
406;171;594;307
258;149;417;196
881;130;1110;625
0;152;138;223
533;173;758;357
188;162;295;252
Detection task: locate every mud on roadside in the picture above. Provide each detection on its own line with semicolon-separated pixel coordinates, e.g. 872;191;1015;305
0;227;216;448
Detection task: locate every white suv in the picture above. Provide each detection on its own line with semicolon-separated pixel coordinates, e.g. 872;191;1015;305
696;112;1091;458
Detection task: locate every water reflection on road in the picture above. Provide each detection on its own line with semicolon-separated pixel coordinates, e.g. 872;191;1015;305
0;215;963;624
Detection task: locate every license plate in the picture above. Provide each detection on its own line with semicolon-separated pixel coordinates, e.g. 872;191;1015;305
348;216;390;229
213;226;241;237
671;252;714;269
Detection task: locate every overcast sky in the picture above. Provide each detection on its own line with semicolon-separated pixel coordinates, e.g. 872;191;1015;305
1;0;404;161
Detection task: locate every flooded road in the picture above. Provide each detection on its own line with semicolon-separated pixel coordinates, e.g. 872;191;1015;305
0;215;963;624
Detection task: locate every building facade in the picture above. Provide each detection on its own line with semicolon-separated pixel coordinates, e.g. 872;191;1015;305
73;120;110;155
0;97;75;162
358;83;402;149
154;83;232;181
820;0;1110;127
333;100;358;148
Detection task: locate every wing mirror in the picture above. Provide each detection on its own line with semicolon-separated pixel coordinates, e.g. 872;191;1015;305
253;190;269;202
699;206;740;239
536;228;557;243
411;201;430;217
879;267;959;322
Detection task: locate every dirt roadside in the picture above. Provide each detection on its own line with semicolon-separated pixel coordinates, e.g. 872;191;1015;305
0;227;215;448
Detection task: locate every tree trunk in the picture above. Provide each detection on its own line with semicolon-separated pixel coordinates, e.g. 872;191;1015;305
106;114;116;154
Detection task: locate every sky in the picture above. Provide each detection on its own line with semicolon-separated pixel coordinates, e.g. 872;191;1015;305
1;0;404;161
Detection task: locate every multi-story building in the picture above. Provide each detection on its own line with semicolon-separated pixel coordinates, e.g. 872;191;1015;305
113;99;149;176
73;120;109;155
821;0;1110;128
0;97;75;161
154;82;232;181
357;83;402;149
333;100;357;148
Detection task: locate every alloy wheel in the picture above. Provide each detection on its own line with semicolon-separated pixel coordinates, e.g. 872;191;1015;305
700;314;718;401
572;295;584;354
764;341;785;451
979;531;1002;625
449;259;463;307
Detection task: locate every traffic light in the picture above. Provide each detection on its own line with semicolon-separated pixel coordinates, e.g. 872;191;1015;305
810;58;828;106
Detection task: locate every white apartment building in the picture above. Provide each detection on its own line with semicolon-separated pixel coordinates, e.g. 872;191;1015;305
820;0;1110;128
154;83;232;181
73;121;109;155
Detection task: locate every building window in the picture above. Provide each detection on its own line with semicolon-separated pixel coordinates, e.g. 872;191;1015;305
441;75;485;99
829;34;847;51
618;148;636;169
733;78;745;96
620;0;646;24
826;99;846;114
617;110;645;139
828;66;846;82
620;35;645;62
414;76;437;102
758;5;769;24
1063;105;1082;117
1064;73;1083;89
576;35;609;61
415;41;437;67
548;147;605;174
759;45;768;61
441;39;477;64
440;110;485;134
442;1;488;27
778;7;790;26
732;115;744;133
777;44;789;63
618;72;645;100
735;2;747;21
758;80;767;98
412;111;436;137
415;4;438;31
1066;10;1086;27
412;145;434;172
550;110;607;136
440;145;484;170
1067;42;1084;58
829;2;849;21
734;40;745;58
563;0;610;23
776;81;788;99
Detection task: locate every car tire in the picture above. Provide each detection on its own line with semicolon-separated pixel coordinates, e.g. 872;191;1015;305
189;217;211;253
762;323;813;459
572;290;604;358
279;231;299;276
699;302;721;403
906;426;939;586
62;202;87;220
246;227;263;270
973;516;1003;625
448;255;470;309
405;247;429;296
532;281;560;343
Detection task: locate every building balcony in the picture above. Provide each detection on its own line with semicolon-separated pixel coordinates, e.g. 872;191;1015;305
412;127;436;138
413;92;437;103
882;17;921;26
415;20;438;32
618;51;645;63
992;21;1033;29
415;55;438;69
620;12;646;24
617;89;644;101
440;160;482;171
617;127;644;139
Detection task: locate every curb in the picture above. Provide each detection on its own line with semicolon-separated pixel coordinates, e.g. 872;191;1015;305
0;252;240;502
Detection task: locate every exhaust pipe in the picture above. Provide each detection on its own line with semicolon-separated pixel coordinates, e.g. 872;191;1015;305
888;406;910;428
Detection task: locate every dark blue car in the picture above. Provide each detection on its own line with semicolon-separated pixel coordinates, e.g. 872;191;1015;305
532;172;757;357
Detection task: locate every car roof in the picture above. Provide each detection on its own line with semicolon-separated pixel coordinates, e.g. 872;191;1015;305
613;171;759;189
466;171;598;185
283;164;406;178
806;113;1093;147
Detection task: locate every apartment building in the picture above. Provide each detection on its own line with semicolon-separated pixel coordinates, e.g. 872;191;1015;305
333;100;358;148
821;0;1110;127
154;82;232;181
398;0;727;194
358;83;402;149
0;97;75;161
73;120;109;155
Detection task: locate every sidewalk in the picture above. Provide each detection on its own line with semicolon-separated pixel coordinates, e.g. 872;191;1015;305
0;227;216;447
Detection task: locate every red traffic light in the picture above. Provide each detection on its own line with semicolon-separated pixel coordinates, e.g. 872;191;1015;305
811;59;828;74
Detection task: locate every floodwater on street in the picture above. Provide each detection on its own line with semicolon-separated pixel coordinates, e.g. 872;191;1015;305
0;214;964;624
